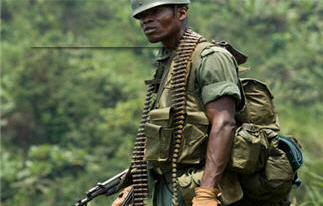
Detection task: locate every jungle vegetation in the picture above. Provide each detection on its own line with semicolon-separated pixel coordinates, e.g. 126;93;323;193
1;0;322;205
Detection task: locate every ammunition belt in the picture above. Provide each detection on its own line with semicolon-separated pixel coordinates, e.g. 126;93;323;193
131;84;154;206
170;29;201;206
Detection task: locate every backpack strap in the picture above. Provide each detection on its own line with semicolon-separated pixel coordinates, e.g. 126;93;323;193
214;41;248;65
185;40;213;109
187;40;213;92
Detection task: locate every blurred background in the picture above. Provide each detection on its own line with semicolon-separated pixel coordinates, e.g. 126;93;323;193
1;0;322;205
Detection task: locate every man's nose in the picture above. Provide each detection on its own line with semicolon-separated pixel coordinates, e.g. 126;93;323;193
140;13;153;24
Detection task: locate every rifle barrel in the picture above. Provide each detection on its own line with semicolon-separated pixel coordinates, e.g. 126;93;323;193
75;169;129;206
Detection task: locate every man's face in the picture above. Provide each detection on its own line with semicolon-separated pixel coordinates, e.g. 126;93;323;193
136;5;181;43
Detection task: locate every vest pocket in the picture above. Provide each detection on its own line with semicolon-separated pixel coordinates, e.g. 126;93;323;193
148;107;173;127
178;124;207;164
144;107;173;162
144;123;162;161
178;112;209;164
178;168;243;206
178;168;204;206
144;123;173;162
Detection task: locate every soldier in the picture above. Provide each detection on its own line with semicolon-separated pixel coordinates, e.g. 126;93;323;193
113;0;243;205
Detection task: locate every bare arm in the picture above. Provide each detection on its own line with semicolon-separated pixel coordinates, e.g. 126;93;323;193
200;96;236;188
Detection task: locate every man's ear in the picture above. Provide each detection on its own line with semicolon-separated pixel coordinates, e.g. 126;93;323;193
177;7;188;21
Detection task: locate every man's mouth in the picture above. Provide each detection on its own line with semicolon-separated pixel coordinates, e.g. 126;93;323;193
144;27;157;35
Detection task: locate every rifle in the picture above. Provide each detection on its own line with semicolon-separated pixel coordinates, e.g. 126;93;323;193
75;169;133;206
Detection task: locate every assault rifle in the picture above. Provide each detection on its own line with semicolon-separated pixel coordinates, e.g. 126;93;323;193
75;169;134;206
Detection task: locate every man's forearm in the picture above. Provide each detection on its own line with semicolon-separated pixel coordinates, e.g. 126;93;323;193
200;120;235;188
200;97;237;188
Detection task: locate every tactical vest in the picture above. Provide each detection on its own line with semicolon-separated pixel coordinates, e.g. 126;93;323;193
144;40;213;167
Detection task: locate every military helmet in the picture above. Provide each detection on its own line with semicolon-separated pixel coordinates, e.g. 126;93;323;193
131;0;190;18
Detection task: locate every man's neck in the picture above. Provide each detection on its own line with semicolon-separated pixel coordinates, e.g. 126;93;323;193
162;26;187;49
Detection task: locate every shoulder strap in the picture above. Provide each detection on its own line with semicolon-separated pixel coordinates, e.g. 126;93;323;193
186;40;213;92
191;40;213;65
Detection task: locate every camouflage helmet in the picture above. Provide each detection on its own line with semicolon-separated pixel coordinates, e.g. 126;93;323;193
131;0;190;18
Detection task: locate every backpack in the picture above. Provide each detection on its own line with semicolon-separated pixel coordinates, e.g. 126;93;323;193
217;41;304;202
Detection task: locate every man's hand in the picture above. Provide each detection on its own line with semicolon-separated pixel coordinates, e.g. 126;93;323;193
111;186;132;206
192;187;220;206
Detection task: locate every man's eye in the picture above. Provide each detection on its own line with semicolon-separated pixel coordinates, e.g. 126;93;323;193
153;7;162;13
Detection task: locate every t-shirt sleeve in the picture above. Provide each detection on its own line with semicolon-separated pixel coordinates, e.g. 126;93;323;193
195;46;241;105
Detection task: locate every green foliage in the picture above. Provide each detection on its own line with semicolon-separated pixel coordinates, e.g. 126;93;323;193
1;0;322;205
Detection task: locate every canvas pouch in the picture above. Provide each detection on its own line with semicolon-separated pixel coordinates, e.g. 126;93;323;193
239;133;295;201
178;169;243;206
230;123;269;174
